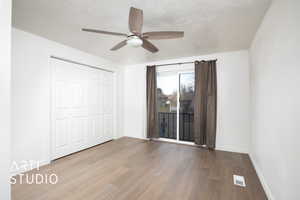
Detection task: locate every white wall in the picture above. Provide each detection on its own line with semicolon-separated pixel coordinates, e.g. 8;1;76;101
11;28;118;175
250;0;300;199
0;0;11;199
123;50;251;153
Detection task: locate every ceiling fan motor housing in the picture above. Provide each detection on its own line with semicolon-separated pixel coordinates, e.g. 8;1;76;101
126;35;143;47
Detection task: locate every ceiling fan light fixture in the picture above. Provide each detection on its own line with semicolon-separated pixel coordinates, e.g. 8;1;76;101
126;36;143;47
82;7;184;52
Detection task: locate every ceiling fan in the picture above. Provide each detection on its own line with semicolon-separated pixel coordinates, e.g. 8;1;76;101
82;7;184;53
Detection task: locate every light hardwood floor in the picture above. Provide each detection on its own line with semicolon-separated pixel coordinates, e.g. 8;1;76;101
12;137;267;200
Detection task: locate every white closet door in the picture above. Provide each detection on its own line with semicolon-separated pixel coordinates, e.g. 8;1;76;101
103;71;114;141
51;59;114;160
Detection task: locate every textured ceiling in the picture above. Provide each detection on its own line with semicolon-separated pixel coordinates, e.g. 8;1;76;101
12;0;271;64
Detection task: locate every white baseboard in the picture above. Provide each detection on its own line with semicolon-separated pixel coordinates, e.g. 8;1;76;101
215;146;248;154
11;159;50;177
125;135;249;154
249;153;275;200
123;135;148;140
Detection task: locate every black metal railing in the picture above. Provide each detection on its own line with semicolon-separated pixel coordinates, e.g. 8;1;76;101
158;112;194;142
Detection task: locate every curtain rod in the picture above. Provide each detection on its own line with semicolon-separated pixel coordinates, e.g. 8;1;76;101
154;59;217;67
50;56;114;73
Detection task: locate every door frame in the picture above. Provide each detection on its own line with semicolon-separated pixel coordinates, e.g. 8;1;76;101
156;64;195;145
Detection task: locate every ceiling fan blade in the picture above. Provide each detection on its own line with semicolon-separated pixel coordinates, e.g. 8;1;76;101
143;31;184;40
82;28;127;37
129;7;143;34
110;40;127;51
141;38;158;53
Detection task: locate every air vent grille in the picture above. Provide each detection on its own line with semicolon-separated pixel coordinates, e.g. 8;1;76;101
233;175;246;187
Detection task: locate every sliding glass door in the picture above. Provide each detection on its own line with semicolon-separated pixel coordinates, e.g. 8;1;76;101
179;73;195;142
157;72;178;140
157;68;195;143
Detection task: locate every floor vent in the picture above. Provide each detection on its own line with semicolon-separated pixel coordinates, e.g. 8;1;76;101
233;175;246;187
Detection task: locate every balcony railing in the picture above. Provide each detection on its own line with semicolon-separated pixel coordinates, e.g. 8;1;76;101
158;112;194;142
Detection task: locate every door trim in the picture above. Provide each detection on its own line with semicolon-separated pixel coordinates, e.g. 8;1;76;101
156;65;195;144
50;56;114;73
155;138;195;146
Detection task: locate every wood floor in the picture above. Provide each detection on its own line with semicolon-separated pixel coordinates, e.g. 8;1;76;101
12;137;267;200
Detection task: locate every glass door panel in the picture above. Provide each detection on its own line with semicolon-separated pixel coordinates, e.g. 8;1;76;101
157;72;178;140
179;73;195;142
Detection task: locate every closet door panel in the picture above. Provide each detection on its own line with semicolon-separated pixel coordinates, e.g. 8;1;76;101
52;59;114;159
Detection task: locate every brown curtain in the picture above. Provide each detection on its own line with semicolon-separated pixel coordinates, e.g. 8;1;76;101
146;65;159;138
194;60;217;149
